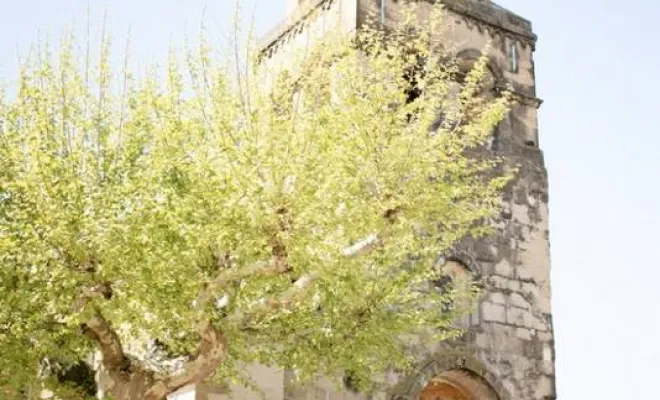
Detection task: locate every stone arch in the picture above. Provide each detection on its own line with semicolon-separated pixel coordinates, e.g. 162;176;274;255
420;369;499;400
454;48;504;86
392;353;509;400
433;259;473;311
433;254;482;327
436;250;481;279
437;260;471;286
454;48;508;150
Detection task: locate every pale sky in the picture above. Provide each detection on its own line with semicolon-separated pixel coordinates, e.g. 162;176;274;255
1;0;658;398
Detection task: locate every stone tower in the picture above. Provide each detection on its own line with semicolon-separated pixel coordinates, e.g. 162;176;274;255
170;1;554;399
256;1;555;400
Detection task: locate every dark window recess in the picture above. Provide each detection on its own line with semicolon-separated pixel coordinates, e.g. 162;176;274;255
433;275;453;293
433;275;456;313
508;42;519;73
433;260;472;313
403;66;423;123
403;62;423;105
491;124;502;151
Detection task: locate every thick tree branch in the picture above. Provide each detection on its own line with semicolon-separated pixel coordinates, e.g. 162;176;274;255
196;258;291;310
229;272;320;328
82;310;127;372
341;233;379;256
144;323;226;399
72;282;114;312
197;234;292;310
161;231;379;397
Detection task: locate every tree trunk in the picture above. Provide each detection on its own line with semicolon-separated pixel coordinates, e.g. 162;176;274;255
97;324;227;400
106;370;159;400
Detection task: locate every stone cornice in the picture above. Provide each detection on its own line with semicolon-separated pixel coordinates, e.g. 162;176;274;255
259;0;335;55
258;0;538;57
509;91;544;109
438;0;537;47
493;84;543;109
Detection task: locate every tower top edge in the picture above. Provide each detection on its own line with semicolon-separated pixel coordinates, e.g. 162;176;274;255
259;0;536;54
442;0;536;41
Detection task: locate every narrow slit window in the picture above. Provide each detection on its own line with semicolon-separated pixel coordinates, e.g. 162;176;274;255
508;42;519;73
380;0;386;25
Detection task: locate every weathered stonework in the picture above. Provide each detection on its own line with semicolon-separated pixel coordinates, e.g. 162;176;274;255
174;1;555;399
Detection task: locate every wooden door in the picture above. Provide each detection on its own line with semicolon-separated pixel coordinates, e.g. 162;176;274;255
419;382;471;400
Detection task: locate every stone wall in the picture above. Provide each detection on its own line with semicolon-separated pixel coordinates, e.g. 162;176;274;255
260;0;358;86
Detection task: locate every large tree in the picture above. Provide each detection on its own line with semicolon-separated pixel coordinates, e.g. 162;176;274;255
0;3;510;399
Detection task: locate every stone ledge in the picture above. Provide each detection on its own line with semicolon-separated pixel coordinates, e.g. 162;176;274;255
259;1;538;54
259;0;336;53
478;318;550;333
438;0;536;43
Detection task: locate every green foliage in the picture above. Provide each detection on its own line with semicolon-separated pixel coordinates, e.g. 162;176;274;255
0;2;510;398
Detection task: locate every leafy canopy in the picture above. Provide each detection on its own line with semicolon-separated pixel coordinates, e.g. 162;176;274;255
0;2;510;398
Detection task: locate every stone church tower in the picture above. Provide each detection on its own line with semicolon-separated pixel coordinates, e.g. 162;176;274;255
170;1;555;399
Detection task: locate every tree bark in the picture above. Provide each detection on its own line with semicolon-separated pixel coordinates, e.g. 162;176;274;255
105;371;159;400
144;323;226;400
84;311;227;400
82;311;152;399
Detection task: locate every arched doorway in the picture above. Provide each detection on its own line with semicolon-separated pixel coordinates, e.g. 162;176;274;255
419;369;499;400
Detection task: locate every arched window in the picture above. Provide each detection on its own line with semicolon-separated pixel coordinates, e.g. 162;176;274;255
453;51;505;149
454;49;503;97
433;259;480;327
435;260;472;294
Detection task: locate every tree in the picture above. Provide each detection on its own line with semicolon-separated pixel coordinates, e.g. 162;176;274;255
0;3;511;399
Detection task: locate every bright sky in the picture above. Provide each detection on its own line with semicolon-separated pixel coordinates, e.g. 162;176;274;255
1;1;657;399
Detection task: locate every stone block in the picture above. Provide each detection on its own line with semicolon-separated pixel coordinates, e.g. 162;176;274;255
489;275;521;292
542;360;554;375
509;292;530;309
476;332;492;349
529;312;552;332
520;281;541;300
494;259;513;277
507;307;526;326
511;203;530;225
488;291;507;305
482;302;507;323
516;327;533;340
543;344;553;362
535;376;555;398
521;338;543;359
507;307;541;329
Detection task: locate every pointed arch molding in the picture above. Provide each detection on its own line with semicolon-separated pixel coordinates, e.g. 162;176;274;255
454;47;542;108
436;249;481;279
390;352;509;400
455;48;504;82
